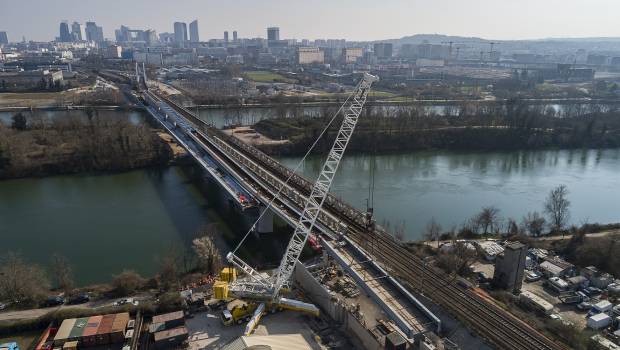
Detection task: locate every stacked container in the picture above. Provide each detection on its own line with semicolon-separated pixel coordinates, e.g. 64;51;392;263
68;318;89;344
95;314;115;345
81;316;102;347
53;319;76;347
111;313;130;343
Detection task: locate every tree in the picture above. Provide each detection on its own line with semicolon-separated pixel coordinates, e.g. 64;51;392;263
424;217;442;245
0;252;50;305
522;212;547;237
192;225;222;275
112;270;145;297
473;206;501;235
544;185;571;233
158;249;182;291
11;112;28;130
51;253;74;295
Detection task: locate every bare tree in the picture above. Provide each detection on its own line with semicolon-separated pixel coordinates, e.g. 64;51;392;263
522;212;547;237
112;270;145;297
192;224;223;275
473;206;501;235
424;217;442;246
51;253;74;295
544;185;570;233
0;252;50;304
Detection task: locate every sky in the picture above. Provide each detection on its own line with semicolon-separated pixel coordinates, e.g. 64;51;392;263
2;0;620;42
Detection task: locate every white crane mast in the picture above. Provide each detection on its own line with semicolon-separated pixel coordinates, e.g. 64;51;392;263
226;73;379;300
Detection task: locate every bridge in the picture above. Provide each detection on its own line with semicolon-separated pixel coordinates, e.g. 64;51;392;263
141;88;564;350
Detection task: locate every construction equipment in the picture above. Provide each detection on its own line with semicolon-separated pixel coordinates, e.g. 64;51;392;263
214;72;379;335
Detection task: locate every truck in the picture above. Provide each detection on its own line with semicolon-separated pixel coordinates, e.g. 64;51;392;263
220;299;280;326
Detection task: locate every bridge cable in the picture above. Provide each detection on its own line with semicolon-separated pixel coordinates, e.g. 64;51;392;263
231;79;364;255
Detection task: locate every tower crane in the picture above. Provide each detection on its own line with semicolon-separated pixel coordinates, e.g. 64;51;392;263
220;72;379;335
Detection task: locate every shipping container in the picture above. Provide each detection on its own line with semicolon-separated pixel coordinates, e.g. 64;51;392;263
151;311;184;330
62;341;77;350
153;327;188;350
68;318;89;342
81;316;102;347
95;315;115;346
54;319;76;346
110;313;130;344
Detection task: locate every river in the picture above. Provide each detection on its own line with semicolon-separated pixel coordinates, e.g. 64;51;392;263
0;166;222;286
279;149;620;241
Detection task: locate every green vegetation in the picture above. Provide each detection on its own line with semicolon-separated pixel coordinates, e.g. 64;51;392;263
244;71;295;83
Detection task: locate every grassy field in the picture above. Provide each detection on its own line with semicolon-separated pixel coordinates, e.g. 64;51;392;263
0;92;64;107
0;330;41;349
244;71;295;83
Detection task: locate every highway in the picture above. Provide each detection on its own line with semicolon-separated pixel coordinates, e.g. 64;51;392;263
145;89;566;350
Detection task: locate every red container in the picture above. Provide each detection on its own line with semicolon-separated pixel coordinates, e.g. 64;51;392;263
82;316;102;347
95;315;115;345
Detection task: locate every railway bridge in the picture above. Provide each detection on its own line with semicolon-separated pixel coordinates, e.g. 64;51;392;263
142;89;565;350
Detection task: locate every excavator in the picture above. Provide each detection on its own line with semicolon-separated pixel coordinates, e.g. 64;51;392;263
211;72;379;335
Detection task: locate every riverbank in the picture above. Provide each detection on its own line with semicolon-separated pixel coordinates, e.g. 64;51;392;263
254;108;620;156
0;111;174;180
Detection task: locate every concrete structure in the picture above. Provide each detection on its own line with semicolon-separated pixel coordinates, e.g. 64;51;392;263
0;32;8;46
232;31;238;42
342;47;363;64
71;22;84;41
106;45;122;59
85;22;104;43
297;47;324;65
189;20;199;43
224;31;229;45
267;27;280;41
59;22;72;42
0;70;63;90
173;22;188;44
374;42;393;59
493;242;527;292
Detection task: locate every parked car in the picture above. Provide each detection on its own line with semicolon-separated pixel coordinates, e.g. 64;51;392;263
113;298;138;306
525;271;543;282
0;302;7;311
67;293;90;305
45;296;65;307
583;287;603;297
577;301;592;312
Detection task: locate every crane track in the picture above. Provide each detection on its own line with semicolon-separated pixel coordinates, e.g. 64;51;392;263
151;92;565;350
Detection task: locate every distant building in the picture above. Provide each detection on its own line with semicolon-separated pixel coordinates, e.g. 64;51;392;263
85;22;104;43
233;31;238;42
224;31;229;45
493;242;527;292
226;54;244;64
71;22;84;41
0;70;63;90
267;27;280;41
342;47;363;64
587;54;608;65
106;45;122;59
189;20;199;43
173;22;188;44
373;42;393;59
59;22;72;42
159;32;174;44
0;32;8;46
297;47;324;65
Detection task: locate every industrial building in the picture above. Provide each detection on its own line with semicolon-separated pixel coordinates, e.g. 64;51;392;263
296;47;324;65
53;313;130;347
0;69;63;90
493;241;527;292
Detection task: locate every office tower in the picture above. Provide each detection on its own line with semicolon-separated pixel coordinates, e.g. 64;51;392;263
233;31;238;42
373;42;393;59
189;20;199;42
224;31;229;44
59;21;72;42
71;22;84;41
267;27;280;41
173;22;188;44
0;32;8;46
85;22;104;43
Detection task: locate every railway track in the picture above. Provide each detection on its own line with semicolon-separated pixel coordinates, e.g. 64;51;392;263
149;91;566;350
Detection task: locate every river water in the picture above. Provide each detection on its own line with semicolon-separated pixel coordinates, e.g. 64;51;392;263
279;149;620;240
0;166;219;286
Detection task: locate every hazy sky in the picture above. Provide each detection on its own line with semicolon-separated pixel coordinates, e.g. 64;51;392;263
2;0;620;42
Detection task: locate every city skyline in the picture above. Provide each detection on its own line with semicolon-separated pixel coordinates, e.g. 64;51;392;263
2;0;620;42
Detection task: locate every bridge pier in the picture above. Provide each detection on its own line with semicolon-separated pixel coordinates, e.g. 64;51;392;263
256;205;274;234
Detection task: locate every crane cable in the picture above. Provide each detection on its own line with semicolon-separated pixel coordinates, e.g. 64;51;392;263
231;79;364;255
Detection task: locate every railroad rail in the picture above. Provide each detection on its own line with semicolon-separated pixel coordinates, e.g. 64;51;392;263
147;90;565;350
